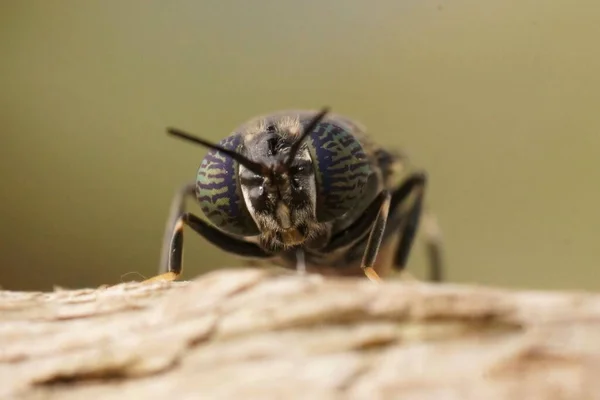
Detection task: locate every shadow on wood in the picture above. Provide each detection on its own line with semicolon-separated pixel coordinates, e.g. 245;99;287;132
1;268;599;399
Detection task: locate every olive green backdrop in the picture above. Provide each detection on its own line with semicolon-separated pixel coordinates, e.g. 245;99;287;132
1;0;599;291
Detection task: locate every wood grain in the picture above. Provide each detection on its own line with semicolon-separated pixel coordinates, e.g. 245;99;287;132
1;268;599;399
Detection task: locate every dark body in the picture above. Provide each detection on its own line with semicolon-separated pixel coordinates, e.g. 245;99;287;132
148;110;443;283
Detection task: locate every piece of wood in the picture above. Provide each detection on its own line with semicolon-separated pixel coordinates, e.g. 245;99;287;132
1;268;599;399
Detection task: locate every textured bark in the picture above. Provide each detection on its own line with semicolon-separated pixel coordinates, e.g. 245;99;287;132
1;268;599;399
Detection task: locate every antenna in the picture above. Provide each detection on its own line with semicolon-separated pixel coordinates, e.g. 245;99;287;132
166;127;266;176
167;106;330;176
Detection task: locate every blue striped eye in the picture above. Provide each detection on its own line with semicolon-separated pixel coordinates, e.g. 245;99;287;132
306;122;373;222
196;134;259;236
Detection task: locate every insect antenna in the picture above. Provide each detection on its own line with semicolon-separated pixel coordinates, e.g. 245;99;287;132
284;107;330;169
167;127;266;176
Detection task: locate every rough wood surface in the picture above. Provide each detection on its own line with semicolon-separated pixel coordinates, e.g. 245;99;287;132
1;268;600;399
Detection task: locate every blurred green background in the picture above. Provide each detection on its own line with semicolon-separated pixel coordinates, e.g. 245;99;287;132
1;0;599;292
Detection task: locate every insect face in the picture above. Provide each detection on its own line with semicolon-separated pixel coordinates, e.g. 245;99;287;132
180;109;331;252
238;134;320;251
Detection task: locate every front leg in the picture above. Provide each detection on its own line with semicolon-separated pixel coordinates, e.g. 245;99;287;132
320;173;439;282
157;182;195;276
145;183;271;283
360;191;392;282
316;190;391;281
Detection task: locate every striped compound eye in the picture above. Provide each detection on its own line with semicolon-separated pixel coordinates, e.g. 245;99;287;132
196;134;259;236
306;122;373;222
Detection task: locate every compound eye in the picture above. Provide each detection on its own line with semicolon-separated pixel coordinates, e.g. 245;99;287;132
305;122;373;222
196;134;260;236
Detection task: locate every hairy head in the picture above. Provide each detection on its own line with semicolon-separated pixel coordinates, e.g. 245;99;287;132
168;108;330;252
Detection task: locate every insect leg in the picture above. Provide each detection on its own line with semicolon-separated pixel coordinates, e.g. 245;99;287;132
182;213;271;259
360;191;392;283
145;182;195;283
324;173;437;282
389;173;444;282
420;211;444;282
321;191;390;252
144;183;271;283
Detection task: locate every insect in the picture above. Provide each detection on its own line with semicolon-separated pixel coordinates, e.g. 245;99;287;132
145;107;444;283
